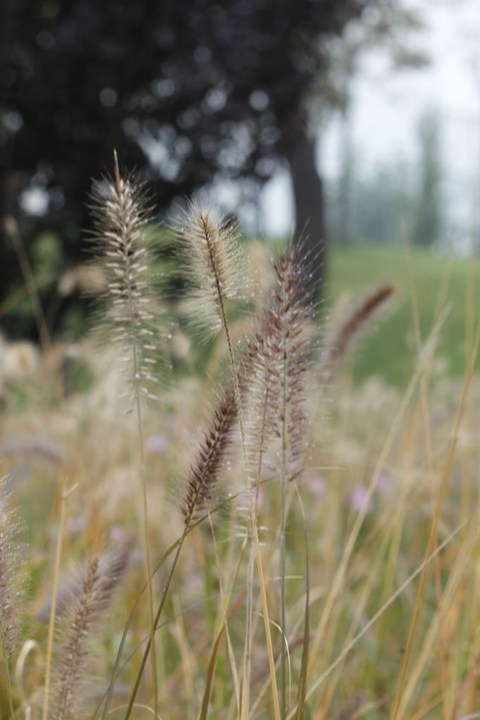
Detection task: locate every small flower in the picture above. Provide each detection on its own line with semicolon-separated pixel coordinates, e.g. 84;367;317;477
67;514;85;535
146;434;171;454
375;472;391;495
347;485;374;514
306;473;327;498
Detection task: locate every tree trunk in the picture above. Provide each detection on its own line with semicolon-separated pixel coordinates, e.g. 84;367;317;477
286;130;326;303
338;101;353;246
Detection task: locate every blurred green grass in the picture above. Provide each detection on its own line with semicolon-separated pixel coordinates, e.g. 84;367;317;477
326;243;479;387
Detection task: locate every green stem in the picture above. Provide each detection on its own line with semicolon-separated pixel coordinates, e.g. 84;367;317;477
1;633;15;720
280;272;289;720
123;523;189;720
42;478;74;720
126;269;158;715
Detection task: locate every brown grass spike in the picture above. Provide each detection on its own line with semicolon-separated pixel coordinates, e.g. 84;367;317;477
320;284;396;382
52;545;131;720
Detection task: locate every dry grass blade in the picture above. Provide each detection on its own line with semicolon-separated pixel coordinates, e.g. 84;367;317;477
294;486;310;720
286;521;467;719
390;319;480;720
42;478;76;720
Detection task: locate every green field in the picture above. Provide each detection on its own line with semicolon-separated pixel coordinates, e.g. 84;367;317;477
325;243;479;386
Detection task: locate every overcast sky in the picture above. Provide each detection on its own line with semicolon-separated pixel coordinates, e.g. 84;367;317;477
261;0;480;249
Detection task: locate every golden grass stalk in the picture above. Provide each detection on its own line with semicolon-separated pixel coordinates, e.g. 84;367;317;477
42;478;76;720
389;318;480;720
307;304;450;685
286;521;467;719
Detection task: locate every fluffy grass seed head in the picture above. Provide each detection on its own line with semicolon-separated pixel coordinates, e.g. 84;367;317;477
182;381;238;523
175;201;245;337
181;333;266;523
52;542;132;720
88;153;159;404
243;246;313;480
319;284;396;383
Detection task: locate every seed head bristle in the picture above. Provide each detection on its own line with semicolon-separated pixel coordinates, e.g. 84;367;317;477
244;247;311;479
52;544;131;720
175;201;244;337
52;555;101;720
272;248;311;473
319;284;396;383
182;332;266;521
182;383;237;522
88;155;159;402
239;323;282;476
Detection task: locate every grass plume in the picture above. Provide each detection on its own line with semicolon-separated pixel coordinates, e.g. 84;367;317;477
52;545;131;720
175;202;244;337
182;382;237;523
267;246;312;716
320;284;395;383
88;152;158;403
88;153;159;711
1;165;477;720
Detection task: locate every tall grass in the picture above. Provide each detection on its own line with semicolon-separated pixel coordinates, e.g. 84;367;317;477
0;161;478;720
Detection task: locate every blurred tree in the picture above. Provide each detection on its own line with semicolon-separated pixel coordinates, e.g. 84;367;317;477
413;108;442;247
1;0;388;337
316;0;428;245
326;157;415;244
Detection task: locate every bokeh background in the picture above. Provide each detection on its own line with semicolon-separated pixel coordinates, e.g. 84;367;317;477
1;5;479;717
1;0;479;383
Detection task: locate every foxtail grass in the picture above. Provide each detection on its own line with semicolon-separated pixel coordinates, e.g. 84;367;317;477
176;202;282;719
319;283;395;384
1;157;478;720
51;544;131;720
88;152;160;713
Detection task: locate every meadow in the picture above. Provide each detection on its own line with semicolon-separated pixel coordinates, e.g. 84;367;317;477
327;243;479;387
0;173;479;720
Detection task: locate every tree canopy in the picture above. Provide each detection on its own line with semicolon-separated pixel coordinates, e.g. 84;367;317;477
1;0;371;336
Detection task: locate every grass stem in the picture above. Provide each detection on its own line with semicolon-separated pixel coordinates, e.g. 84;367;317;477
42;477;76;720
